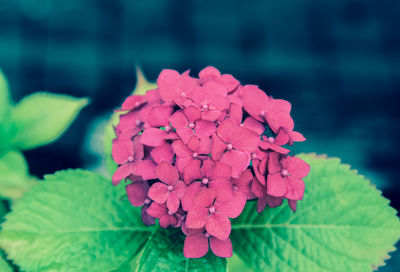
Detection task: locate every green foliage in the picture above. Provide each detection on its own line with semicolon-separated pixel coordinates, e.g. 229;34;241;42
0;150;37;200
10;92;88;150
135;228;227;272
0;255;12;272
0;170;153;272
231;154;400;272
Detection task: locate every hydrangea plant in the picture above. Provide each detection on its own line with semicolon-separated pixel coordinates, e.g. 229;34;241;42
0;67;399;271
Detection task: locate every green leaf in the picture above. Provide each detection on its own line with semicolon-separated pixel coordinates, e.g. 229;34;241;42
0;70;11;121
10;92;89;150
135;228;227;272
231;154;400;272
0;170;153;272
0;255;12;272
0;150;36;200
133;67;157;95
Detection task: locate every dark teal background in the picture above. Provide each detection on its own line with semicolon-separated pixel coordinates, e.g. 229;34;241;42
0;1;399;270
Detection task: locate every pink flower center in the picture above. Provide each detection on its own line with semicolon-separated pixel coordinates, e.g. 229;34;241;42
189;122;195;128
205;233;210;238
165;125;171;132
181;92;186;97
240;123;244;127
192;152;198;158
136;120;142;126
209;206;216;214
233;185;238;191
202;178;209;185
167;185;174;191
144;198;151;205
128;156;134;162
267;137;275;143
282;169;289;176
168;210;174;215
227;144;233;150
259;110;266;116
251;153;257;159
135;102;140;106
202;104;208;110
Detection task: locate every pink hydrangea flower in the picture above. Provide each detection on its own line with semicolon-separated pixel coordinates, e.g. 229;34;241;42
111;66;310;258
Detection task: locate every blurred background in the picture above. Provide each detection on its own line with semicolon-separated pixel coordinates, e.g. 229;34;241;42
0;0;399;270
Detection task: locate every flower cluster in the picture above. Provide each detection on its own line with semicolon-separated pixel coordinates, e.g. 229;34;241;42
111;67;310;258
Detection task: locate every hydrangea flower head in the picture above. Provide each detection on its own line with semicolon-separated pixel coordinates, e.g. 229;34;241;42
111;66;310;258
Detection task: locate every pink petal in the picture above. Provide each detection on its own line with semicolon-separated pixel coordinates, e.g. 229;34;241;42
274;129;290;146
239;85;269;122
112;139;133;165
206;212;231;240
233;169;253;199
285;176;305;200
148;182;169;204
267;173;287;197
141;206;155;226
150;143;174;164
209;237;233;258
212;162;232;179
176;157;195;173
186;207;209;229
217;119;236;143
146;202;167;218
132;136;145;160
286;156;311;178
232;127;259;153
145;89;160;104
214;191;246;218
266;98;294;132
267;195;284;208
257;197;268;212
193;188;218;208
243;117;265;135
183;159;202;184
174;180;187;199
184;233;209;258
134;160;157;180
200;159;215;178
202;110;222;121
199;66;221;80
288;199;298;212
268;152;282;174
203;80;228;97
120;95;145;111
167;191;180;213
208;177;234;202
258;155;268;176
157;69;181;102
209;96;229;111
159;214;178;228
186;136;200;152
112;163;134;185
290;131;306;143
176;128;195;144
220;73;240;93
140;128;167;146
184;105;202;123
147;105;173;127
195;120;216;138
220;150;250;178
169;111;187;129
251;176;267;198
229;103;243;126
126;181;149;207
181;182;203;211
211;134;227;160
197;136;212;154
155;161;179;185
